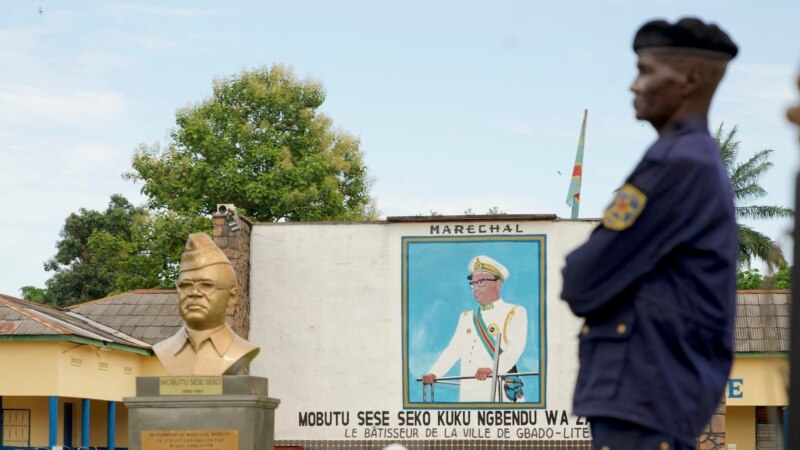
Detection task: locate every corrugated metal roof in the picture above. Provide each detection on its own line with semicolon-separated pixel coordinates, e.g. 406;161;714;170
735;290;790;353
68;290;181;345
0;305;42;335
13;320;59;335
0;293;149;349
0;307;29;321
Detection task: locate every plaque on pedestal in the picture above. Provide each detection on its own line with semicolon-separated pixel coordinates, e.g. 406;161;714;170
125;376;280;450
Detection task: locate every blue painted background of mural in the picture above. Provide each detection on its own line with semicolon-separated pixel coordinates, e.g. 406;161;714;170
404;236;544;406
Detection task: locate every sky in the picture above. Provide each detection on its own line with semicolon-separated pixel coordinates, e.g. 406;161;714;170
1;1;799;296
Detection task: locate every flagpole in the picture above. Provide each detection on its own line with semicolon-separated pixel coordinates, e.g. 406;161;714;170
566;109;588;218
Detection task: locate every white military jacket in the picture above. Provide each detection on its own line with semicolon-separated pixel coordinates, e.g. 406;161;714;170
428;299;528;402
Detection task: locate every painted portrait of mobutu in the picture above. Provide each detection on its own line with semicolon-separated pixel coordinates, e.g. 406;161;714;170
402;235;546;409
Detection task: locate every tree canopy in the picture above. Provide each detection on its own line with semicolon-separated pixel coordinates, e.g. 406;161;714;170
24;65;377;305
714;124;792;270
40;195;144;306
126;64;376;222
737;267;791;290
87;208;210;296
33;195;209;307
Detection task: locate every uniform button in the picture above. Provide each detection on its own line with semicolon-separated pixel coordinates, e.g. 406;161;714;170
581;325;590;335
616;323;627;335
659;443;669;450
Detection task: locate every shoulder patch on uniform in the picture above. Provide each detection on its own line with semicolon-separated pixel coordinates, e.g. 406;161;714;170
602;183;647;231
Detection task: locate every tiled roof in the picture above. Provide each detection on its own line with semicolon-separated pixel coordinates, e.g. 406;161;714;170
0;293;149;349
735;290;790;353
68;290;181;345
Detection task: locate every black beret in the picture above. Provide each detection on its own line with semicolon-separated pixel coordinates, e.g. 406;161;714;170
633;17;738;60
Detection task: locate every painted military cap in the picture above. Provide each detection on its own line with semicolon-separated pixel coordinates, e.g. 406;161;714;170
633;17;738;61
467;255;509;281
180;232;232;272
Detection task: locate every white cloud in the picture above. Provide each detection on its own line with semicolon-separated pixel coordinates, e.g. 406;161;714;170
101;4;210;18
508;123;534;136
0;84;126;126
123;34;180;52
0;136;146;294
112;30;227;53
73;50;136;75
59;143;124;175
715;63;798;125
0;28;51;83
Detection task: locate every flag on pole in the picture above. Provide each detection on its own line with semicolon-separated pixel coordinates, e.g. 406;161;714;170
566;109;588;219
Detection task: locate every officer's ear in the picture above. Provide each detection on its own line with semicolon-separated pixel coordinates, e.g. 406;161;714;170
681;56;726;97
683;66;704;96
660;54;700;97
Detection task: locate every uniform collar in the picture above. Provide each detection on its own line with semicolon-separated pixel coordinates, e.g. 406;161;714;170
663;116;708;136
645;116;710;162
176;325;233;357
479;298;505;311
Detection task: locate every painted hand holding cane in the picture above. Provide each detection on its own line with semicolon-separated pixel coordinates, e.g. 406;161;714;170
418;331;536;403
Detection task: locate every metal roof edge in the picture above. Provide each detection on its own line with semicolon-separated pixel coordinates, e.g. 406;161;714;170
23;307;112;342
0;296;67;334
0;335;154;356
64;311;153;348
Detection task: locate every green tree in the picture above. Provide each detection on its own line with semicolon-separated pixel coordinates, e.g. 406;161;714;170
126;64;376;222
464;207;506;215
737;269;764;290
19;286;46;304
763;266;791;290
41;195;145;306
714;124;792;269
87;210;210;295
37;195;209;307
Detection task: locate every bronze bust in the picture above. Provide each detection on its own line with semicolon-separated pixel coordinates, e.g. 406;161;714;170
153;233;259;375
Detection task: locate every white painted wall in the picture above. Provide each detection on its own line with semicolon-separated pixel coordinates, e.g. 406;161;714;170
249;218;596;442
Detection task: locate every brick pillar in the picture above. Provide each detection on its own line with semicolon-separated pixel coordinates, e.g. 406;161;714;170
212;211;253;340
697;399;726;450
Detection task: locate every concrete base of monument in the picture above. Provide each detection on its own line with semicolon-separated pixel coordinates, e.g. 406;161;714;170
124;376;280;450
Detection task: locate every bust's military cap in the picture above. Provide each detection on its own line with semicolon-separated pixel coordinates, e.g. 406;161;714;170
180;232;232;272
633;17;738;61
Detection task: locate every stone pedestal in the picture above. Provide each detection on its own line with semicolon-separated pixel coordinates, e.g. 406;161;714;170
125;376;280;450
697;400;726;450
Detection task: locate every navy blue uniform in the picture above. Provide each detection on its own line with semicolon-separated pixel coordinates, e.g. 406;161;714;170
561;117;738;446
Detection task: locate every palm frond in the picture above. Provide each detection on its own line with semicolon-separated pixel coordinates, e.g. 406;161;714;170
730;149;774;192
733;183;769;204
737;224;786;270
714;123;739;172
736;205;794;221
714;124;791;269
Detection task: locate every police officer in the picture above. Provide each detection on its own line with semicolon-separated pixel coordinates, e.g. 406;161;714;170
561;18;739;450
